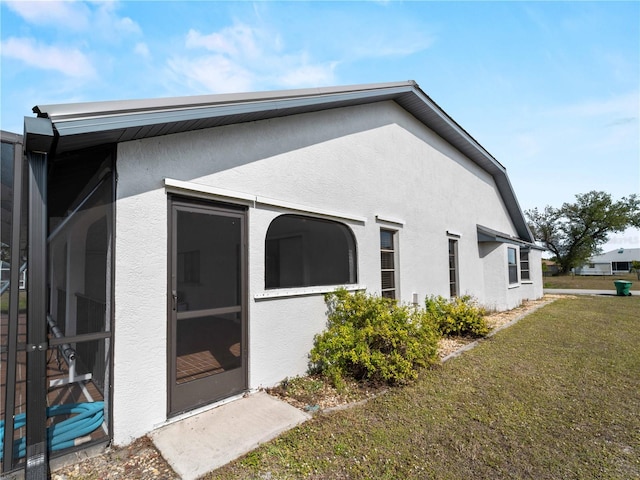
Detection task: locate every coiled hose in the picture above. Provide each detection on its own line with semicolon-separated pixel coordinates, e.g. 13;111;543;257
0;401;104;460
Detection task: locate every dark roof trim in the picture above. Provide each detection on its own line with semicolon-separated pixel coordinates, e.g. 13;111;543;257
23;117;54;153
477;225;543;250
33;82;415;139
31;80;534;242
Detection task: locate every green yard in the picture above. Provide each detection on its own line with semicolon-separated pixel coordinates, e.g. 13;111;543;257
209;296;640;479
0;290;27;313
544;272;637;290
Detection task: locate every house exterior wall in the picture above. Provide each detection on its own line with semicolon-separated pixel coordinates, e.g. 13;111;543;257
112;101;541;445
576;248;640;275
521;248;544;300
575;263;612;275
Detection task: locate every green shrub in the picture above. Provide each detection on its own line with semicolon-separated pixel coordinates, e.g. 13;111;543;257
425;295;489;338
309;289;440;390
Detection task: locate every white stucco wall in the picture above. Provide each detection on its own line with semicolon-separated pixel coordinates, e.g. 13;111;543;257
112;100;541;445
521;248;544;300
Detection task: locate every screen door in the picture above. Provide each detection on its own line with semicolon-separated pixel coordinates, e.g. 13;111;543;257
168;198;247;415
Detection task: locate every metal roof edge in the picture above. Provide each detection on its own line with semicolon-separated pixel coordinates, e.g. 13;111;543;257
477;224;542;250
492;174;535;243
29;80;532;243
406;84;530;242
408;82;506;173
49;84;415;137
34;81;417;122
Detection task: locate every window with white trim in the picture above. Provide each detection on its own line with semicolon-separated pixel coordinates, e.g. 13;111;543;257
449;238;459;297
612;261;631;272
508;247;518;284
380;229;397;299
520;249;530;281
265;214;357;289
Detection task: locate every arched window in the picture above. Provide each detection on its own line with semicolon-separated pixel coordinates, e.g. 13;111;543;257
265;215;357;289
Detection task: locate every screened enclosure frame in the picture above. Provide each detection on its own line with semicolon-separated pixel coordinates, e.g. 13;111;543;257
1;129;116;477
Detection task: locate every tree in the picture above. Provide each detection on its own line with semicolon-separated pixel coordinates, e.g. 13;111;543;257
526;191;640;274
632;260;640;280
0;243;8;264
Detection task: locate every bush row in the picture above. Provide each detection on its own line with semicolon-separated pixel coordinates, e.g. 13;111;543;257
309;289;489;389
425;294;489;337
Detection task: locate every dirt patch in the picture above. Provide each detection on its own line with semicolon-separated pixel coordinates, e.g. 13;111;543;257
51;436;178;480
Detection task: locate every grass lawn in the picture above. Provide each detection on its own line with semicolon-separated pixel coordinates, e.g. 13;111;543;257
543;272;637;290
0;290;27;313
209;296;640;479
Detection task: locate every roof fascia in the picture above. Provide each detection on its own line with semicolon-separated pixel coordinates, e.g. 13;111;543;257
34;81;416;124
408;84;506;172
31;80;534;243
399;85;534;243
477;224;543;250
44;84;414;138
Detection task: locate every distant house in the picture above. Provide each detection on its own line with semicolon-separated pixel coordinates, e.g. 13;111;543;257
0;260;26;291
575;248;640;275
1;81;544;475
542;259;560;276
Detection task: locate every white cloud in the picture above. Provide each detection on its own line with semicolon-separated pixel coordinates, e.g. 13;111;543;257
186;24;262;58
134;42;150;57
5;0;141;38
551;91;638;119
0;37;96;78
167;55;255;94
537;91;639;157
351;35;434;59
93;1;142;37
279;62;338;88
5;0;91;30
168;22;337;93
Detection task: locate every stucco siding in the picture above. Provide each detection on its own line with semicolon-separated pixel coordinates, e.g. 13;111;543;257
521;249;544;300
112;100;538;444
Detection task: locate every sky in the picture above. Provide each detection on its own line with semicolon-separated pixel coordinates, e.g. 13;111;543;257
1;0;639;251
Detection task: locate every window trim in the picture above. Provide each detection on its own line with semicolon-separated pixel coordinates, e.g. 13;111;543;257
508;247;518;285
255;283;367;300
380;228;398;299
448;238;459;297
612;261;630;272
519;249;530;282
164;178;367;224
265;214;358;290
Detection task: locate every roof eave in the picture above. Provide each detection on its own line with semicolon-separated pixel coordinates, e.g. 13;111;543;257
31;80;534;242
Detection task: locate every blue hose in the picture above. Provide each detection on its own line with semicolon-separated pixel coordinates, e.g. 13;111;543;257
0;401;104;460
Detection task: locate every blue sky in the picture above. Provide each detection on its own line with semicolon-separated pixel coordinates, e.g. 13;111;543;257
1;1;639;250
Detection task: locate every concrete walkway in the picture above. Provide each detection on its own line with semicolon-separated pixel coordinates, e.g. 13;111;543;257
544;288;639;296
149;391;310;480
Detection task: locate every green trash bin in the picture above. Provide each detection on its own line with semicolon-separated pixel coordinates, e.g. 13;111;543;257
613;280;632;296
